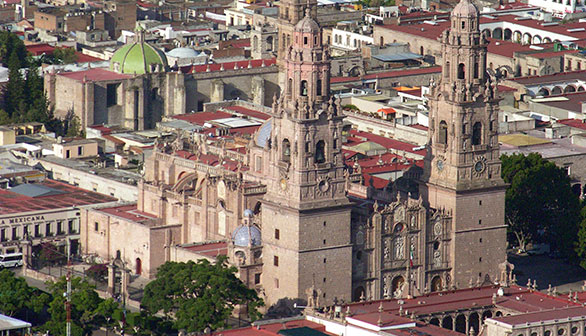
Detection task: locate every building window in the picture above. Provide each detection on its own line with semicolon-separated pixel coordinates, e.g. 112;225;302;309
275;229;280;240
472;122;482;145
458;63;465;79
34;224;40;237
57;221;63;235
0;229;5;241
95;222;99;232
282;139;291;162
479;219;482;225
315;140;326;163
274;278;279;288
12;227;18;240
288;78;292;96
78;146;83;156
65;150;70;158
316;79;322;96
254;273;261;284
68;220;75;234
46;223;52;236
438;121;448;144
274;255;279;266
301;80;308;96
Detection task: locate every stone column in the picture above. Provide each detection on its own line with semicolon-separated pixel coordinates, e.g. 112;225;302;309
121;268;130;303
107;264;116;296
21;240;31;276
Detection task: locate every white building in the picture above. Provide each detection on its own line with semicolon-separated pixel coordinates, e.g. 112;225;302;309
332;28;373;50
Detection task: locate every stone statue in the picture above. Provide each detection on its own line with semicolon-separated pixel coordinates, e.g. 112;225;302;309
394;237;405;259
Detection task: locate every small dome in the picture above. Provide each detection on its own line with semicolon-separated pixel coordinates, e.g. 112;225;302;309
110;31;168;74
295;9;319;33
255;119;272;148
232;225;262;247
243;209;254;218
167;47;200;59
452;0;478;18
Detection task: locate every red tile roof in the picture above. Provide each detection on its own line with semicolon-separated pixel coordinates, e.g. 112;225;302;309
58;68;132;82
0;179;117;215
98;204;158;223
509;69;586;85
173;111;233;125
492;306;586;325
212;319;333;336
183;241;227;258
224;105;271;120
557;118;586;130
26;43;55;56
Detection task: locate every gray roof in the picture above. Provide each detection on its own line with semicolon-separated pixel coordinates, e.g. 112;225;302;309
10;183;65;197
0;314;31;331
372;52;423;62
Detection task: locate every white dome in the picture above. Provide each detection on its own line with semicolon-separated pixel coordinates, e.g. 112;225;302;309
167;47;200;59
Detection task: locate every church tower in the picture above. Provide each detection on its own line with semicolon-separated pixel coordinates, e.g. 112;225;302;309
277;0;318;88
422;0;507;288
260;9;352;306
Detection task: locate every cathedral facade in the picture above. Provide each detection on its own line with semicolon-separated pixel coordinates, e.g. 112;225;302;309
350;0;507;301
81;0;507;308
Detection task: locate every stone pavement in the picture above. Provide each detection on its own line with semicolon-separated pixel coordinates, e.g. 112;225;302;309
508;252;586;294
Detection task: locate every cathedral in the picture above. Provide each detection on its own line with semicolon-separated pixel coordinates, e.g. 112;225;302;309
81;0;507;308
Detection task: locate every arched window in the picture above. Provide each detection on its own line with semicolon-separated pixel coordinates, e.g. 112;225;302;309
288;78;292;96
461;21;465;29
301;80;308;96
266;36;273;51
472;122;482;145
315;140;326;163
474;62;479;78
316;79;322;96
304;36;308;45
253;35;259;51
282;139;291;162
380;36;384;46
439;121;448;145
458;63;465;79
314;36;318;45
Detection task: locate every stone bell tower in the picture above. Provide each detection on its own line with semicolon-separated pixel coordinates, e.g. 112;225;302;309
421;0;507;288
260;8;352;306
277;0;318;88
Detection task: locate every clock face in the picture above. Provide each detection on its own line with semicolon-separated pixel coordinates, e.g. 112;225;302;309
318;179;330;192
474;161;485;173
436;160;444;171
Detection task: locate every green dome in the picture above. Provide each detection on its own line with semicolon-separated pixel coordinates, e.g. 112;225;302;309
110;38;168;75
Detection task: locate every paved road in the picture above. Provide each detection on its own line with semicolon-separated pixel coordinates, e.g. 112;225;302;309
509;252;586;293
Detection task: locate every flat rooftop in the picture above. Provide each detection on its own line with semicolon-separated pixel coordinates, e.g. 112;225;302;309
0;179;117;215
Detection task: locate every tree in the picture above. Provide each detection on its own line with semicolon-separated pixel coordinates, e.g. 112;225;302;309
53;47;78;64
141;256;264;333
44;276;103;336
4;50;25;118
0;269;48;317
501;153;581;257
66;114;82;137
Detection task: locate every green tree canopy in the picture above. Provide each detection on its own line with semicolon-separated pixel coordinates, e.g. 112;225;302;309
501;153;581;257
52;47;78;64
44;276;103;336
0;269;49;317
141;256;264;333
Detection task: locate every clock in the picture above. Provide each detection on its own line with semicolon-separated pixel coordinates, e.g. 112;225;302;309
474;161;485;173
280;178;288;191
318;179;330;192
436;160;444;171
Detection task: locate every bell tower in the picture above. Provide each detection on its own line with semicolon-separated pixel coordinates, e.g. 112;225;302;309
422;0;507;288
277;0;318;88
261;9;352;306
